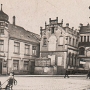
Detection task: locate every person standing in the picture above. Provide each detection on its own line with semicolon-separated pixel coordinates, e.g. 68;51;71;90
87;69;90;79
64;69;69;78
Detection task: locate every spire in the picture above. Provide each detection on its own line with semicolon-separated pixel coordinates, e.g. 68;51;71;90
1;4;2;11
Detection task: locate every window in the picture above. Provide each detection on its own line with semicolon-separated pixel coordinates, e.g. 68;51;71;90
51;27;54;34
13;60;19;70
84;36;86;42
81;36;83;42
43;37;47;45
87;36;89;42
73;38;75;46
59;37;63;45
69;37;71;45
0;40;4;51
68;53;71;65
0;29;4;35
25;44;30;55
76;39;78;45
24;61;29;70
32;46;36;55
0;22;4;26
6;23;8;27
79;47;85;55
14;42;20;54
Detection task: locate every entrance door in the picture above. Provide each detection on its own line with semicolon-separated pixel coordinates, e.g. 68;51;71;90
0;60;2;74
30;61;35;74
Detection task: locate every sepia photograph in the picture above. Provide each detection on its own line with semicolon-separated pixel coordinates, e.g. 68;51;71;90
0;0;90;90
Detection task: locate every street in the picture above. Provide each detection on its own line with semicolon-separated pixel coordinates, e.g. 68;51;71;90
0;76;90;90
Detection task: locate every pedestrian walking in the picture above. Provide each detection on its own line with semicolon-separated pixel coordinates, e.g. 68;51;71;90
87;69;90;79
64;69;69;78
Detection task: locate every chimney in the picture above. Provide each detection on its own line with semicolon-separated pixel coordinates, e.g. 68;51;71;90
40;27;42;36
49;18;51;23
66;23;69;27
72;27;74;30
56;17;58;23
1;4;2;11
13;16;15;25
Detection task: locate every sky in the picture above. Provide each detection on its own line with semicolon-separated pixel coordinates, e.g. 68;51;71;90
1;0;90;34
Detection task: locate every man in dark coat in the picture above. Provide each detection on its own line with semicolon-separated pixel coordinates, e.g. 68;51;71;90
64;69;69;78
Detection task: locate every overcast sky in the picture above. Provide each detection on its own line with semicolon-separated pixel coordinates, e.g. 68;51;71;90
1;0;90;34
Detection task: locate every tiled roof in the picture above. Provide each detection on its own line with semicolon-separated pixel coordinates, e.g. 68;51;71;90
8;24;40;44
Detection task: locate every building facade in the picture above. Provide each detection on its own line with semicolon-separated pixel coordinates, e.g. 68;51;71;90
35;17;79;75
0;5;40;75
79;24;90;71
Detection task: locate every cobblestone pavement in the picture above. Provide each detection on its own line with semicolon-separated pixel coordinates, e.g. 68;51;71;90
0;76;90;90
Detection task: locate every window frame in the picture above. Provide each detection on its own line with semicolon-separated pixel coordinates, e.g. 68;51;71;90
32;46;37;56
14;42;20;54
0;40;4;52
0;29;4;35
25;44;30;55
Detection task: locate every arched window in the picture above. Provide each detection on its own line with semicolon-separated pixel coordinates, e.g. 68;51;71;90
79;47;85;55
43;37;47;45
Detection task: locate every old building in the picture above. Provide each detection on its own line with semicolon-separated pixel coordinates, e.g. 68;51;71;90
35;17;79;75
0;5;40;75
79;24;90;71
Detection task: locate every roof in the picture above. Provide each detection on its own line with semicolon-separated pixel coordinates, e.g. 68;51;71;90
8;24;40;44
80;25;90;33
0;10;9;22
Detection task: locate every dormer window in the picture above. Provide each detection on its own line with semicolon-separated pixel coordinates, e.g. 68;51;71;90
51;27;54;34
0;29;4;35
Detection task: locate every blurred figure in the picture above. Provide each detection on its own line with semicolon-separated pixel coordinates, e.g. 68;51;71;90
64;69;69;78
87;69;90;79
5;72;17;90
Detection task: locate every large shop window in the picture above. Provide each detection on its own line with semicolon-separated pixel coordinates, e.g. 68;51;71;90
24;61;29;70
0;40;4;51
13;60;19;70
32;46;36;55
59;37;63;45
43;37;47;46
25;44;30;55
0;29;4;35
79;47;85;55
14;42;20;54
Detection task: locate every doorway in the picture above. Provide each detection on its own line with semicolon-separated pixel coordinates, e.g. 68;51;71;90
0;60;2;74
30;61;35;74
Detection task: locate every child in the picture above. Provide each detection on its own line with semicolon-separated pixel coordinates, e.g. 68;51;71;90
5;72;17;89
